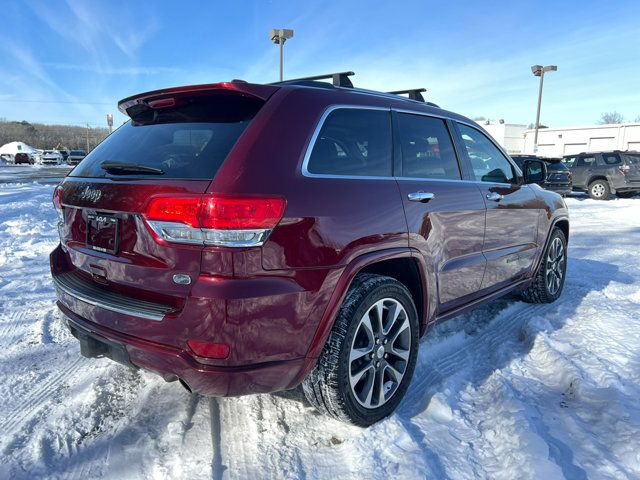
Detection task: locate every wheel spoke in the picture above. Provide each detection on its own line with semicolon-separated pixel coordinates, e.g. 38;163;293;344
384;302;401;335
350;346;373;363
359;315;375;344
390;343;410;361
375;368;386;406
350;364;374;389
388;318;410;345
361;369;375;407
385;362;404;382
371;300;384;336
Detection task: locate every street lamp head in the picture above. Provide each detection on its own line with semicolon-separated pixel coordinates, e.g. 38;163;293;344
531;65;543;76
270;28;294;44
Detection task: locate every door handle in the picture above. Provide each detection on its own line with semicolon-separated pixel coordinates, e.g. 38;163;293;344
486;192;504;202
408;192;435;203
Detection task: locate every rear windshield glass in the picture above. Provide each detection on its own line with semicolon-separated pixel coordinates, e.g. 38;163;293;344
70;150;85;155
544;161;568;171
71;94;263;179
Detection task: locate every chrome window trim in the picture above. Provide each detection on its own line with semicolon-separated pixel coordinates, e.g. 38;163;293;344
453;121;524;180
301;105;392;180
300;104;502;183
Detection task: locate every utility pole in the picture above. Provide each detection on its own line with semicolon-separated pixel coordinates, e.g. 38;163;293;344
106;113;113;135
86;124;90;152
531;65;557;153
269;29;294;81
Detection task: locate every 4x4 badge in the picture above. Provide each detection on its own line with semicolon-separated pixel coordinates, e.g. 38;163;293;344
79;186;102;203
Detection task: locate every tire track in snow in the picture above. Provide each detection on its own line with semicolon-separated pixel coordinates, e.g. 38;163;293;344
405;300;546;408
209;397;226;480
0;356;83;435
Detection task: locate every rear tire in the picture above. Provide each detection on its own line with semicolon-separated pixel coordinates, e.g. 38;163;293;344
302;274;419;426
521;227;567;304
588;179;610;200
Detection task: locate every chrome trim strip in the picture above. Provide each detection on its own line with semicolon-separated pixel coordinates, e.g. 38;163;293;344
301;105;391;179
53;274;171;322
300;104;512;184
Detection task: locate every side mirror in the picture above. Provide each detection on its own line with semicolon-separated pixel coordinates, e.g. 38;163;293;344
523;159;547;184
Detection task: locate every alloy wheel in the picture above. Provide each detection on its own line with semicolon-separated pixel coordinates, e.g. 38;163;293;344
348;298;411;409
545;237;565;295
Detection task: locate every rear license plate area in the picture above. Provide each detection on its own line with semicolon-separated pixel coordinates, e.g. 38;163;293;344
86;213;119;254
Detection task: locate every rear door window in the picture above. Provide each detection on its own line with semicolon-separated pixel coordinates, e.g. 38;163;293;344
70;95;263;179
306;109;392;177
457;124;516;184
602;153;621;165
396;113;461;180
576;156;596;167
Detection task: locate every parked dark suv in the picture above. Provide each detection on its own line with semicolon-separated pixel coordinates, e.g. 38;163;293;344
562;150;640;199
511;154;572;196
50;73;569;426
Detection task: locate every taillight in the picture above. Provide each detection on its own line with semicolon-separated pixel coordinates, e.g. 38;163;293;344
144;194;286;247
52;186;64;220
618;165;630;176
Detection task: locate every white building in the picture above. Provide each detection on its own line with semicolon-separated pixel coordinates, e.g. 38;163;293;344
478;120;640;157
476;120;527;154
523;123;640;157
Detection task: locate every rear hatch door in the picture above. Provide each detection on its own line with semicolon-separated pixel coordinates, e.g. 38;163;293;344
57;83;278;338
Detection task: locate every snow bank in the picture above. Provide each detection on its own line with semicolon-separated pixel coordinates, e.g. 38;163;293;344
0;187;639;479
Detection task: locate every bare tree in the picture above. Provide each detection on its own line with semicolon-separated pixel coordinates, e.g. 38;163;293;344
0;120;109;152
598;111;624;124
635;115;640;123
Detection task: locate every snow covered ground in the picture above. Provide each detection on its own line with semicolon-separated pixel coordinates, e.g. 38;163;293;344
0;182;639;479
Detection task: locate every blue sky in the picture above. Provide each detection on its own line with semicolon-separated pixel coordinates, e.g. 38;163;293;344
1;0;639;128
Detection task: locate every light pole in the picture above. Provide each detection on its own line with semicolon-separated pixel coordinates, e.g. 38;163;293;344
531;64;557;153
269;28;294;81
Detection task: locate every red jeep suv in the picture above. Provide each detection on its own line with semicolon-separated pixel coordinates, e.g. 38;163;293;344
50;73;569;426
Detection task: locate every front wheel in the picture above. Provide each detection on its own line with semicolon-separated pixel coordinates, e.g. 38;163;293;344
302;274;419;426
521;227;567;303
588;179;610;200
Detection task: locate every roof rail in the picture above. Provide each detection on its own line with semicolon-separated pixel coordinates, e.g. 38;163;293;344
276;71;355;88
387;88;426;102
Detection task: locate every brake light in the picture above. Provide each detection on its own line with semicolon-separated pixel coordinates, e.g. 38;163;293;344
146;196;201;227
618;165;630;175
144;194;286;247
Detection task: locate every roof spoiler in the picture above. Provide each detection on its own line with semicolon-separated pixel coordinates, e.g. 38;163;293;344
117;81;278;117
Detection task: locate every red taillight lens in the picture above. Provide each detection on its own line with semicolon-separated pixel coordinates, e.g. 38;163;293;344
187;340;230;359
145;194;286;229
200;196;286;229
52;186;63;210
146;196;201;227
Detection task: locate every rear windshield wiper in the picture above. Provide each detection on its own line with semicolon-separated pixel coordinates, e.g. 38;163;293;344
100;161;164;175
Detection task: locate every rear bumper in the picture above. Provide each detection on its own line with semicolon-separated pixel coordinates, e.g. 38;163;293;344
544;183;572;196
59;301;306;396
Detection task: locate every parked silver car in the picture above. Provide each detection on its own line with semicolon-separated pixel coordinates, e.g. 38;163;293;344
66;149;86;165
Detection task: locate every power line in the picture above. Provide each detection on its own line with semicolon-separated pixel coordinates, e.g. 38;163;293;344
2;99;114;105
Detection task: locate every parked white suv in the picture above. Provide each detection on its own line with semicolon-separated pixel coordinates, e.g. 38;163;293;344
40;150;64;165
